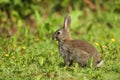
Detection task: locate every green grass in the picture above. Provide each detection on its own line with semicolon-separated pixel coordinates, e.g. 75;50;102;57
0;11;120;80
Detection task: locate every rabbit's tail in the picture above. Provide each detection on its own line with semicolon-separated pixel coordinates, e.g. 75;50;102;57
96;60;104;67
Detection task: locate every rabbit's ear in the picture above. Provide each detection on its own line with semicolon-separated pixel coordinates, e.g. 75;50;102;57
64;15;71;29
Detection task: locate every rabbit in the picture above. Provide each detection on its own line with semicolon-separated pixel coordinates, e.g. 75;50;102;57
52;15;103;67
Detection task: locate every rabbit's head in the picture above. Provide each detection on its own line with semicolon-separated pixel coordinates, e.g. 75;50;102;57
52;15;71;42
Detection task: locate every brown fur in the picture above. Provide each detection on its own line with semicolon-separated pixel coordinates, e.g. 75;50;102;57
52;15;103;67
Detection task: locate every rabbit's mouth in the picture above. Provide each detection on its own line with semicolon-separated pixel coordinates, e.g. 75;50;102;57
52;35;61;41
52;35;57;40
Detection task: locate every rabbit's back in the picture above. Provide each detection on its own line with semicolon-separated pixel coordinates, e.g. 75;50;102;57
69;40;99;55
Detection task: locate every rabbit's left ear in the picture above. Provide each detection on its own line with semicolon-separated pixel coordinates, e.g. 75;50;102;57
64;15;71;29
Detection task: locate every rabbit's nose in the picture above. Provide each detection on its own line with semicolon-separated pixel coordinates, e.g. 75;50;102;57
52;35;56;40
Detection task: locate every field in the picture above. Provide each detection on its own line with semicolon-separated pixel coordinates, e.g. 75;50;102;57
0;1;120;80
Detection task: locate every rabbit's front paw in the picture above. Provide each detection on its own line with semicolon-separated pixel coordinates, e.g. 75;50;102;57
64;59;73;66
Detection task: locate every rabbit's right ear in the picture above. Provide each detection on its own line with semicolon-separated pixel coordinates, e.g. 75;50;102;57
64;15;71;29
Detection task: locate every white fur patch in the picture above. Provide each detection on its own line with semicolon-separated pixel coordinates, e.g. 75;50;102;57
96;60;104;67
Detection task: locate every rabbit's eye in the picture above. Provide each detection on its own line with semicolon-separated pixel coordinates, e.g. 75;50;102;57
57;31;61;35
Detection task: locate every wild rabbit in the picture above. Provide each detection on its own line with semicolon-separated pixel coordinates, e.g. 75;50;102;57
52;15;103;67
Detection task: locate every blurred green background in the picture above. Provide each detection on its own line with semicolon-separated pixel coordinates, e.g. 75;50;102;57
0;0;120;80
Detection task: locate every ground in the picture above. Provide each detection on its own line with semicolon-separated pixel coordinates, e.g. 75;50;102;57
0;9;120;80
